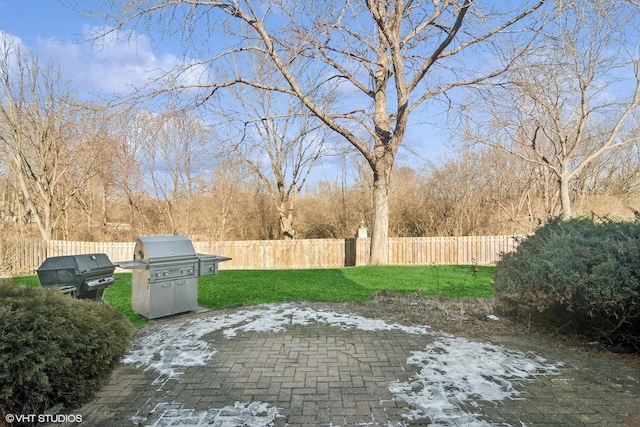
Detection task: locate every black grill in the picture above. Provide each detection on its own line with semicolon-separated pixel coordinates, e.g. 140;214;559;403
36;254;117;300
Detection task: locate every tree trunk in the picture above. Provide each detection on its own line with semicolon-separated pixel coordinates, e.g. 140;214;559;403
369;163;392;265
15;167;53;241
277;197;296;240
101;182;108;236
559;172;572;218
280;215;295;240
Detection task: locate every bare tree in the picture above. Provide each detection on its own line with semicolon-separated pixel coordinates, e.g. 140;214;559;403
81;0;545;263
63;133;114;240
104;107;154;235
141;108;213;235
220;81;329;239
476;1;640;218
296;157;373;239
389;166;431;236
205;158;254;240
0;38;103;240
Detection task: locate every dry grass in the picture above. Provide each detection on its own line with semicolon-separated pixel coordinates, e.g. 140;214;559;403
321;291;640;366
323;290;524;339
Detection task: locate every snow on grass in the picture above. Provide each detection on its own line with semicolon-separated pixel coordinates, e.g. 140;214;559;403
123;303;428;383
137;401;283;427
389;334;563;426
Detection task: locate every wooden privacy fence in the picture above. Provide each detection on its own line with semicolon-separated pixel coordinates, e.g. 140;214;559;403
0;235;525;275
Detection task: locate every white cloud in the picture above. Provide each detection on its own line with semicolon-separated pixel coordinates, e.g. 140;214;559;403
34;25;183;96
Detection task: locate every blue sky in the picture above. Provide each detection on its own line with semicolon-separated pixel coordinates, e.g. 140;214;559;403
0;1;186;98
0;1;84;46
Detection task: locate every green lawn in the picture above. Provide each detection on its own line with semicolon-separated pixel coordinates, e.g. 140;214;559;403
13;264;493;328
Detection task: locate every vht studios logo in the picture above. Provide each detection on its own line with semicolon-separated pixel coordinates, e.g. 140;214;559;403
5;413;83;424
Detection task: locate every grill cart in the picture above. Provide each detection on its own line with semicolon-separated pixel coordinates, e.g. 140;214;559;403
119;235;231;319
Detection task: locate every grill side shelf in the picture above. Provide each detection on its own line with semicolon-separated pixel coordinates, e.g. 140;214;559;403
116;261;149;270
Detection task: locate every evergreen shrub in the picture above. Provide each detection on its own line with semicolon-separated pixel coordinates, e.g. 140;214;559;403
493;216;640;352
0;280;133;424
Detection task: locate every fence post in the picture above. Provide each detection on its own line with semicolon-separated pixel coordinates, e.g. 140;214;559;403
344;238;355;266
354;222;369;266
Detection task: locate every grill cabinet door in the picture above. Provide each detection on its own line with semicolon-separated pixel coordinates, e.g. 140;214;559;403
148;281;176;319
174;278;198;313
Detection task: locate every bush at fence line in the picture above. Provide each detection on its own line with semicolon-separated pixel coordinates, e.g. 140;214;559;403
0;280;134;423
493;216;640;352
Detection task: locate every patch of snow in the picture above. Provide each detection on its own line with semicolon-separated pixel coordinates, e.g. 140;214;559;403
221;304;430;338
389;334;563;426
486;314;500;321
123;303;428;382
137;401;283;426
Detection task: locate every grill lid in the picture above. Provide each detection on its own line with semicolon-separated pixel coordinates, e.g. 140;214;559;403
36;253;116;288
37;253;115;275
134;235;196;263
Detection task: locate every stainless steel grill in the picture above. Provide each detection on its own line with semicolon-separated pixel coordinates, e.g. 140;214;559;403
36;254;117;300
119;235;230;319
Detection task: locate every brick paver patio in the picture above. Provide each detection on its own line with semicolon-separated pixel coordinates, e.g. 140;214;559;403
45;303;640;426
